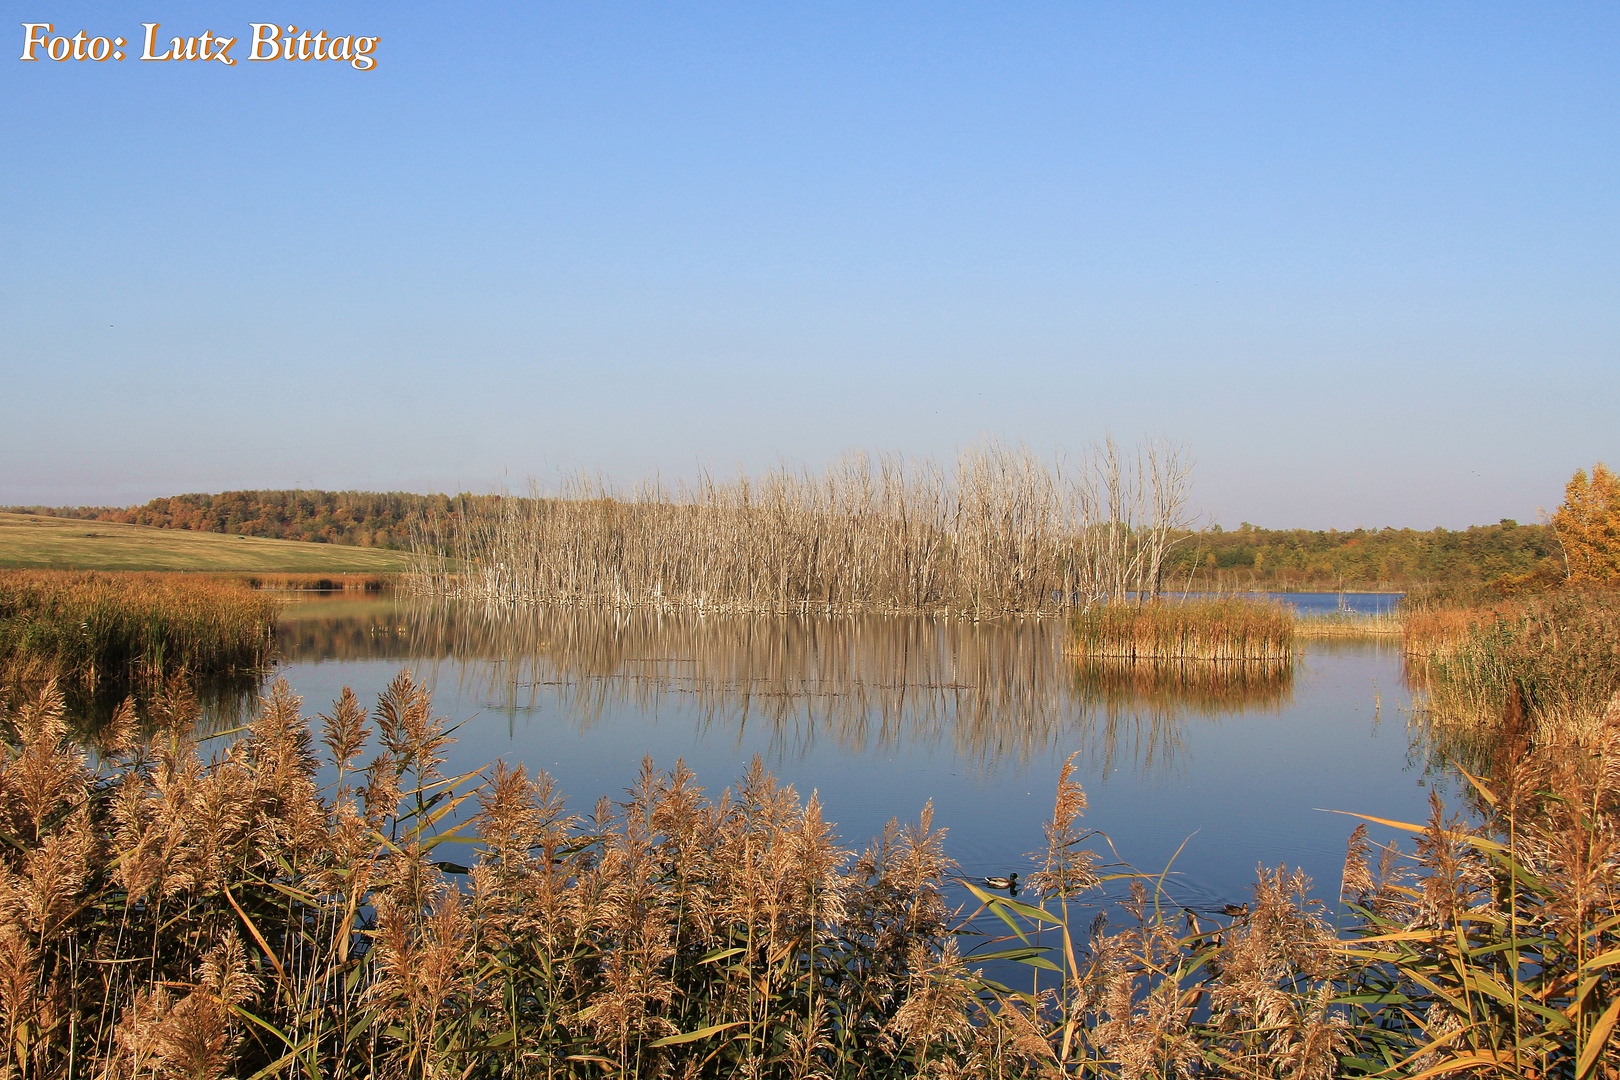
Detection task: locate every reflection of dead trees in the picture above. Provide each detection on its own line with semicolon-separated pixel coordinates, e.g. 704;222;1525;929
271;602;1294;776
404;606;1080;766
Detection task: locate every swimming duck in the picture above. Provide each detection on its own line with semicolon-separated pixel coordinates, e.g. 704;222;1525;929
1221;903;1249;918
983;873;1019;891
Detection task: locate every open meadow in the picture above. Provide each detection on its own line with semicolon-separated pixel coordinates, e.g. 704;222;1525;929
0;512;413;574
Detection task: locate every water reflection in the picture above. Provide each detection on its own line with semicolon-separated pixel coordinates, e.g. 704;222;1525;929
1070;659;1294;774
273;598;1294;775
66;671;264;740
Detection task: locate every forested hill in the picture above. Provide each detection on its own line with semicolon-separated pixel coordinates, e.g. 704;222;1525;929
1166;520;1562;592
2;491;500;550
6;492;1564;590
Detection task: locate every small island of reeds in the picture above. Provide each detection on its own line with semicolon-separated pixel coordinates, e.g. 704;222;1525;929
1067;596;1296;664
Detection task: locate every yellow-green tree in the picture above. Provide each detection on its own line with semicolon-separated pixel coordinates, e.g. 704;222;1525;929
1552;462;1620;584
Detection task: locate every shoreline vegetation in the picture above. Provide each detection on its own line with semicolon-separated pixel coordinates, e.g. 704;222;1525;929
0;570;279;694
2;664;1614;1077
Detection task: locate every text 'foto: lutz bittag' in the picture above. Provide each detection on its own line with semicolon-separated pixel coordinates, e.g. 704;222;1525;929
19;24;381;70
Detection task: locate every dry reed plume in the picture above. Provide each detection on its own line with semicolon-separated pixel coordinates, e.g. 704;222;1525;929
1;664;1616;1076
409;440;1196;616
0;671;970;1078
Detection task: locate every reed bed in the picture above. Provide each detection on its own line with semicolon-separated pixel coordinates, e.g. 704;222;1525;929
1331;716;1620;1078
4;670;1614;1078
1069;597;1296;663
409;441;1195;616
1417;588;1620;742
0;569;279;692
238;572;393;592
1295;611;1404;638
1401;605;1509;659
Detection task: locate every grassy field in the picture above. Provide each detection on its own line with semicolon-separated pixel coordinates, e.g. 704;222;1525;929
0;512;413;573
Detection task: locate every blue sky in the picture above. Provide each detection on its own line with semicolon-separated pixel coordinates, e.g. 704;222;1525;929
3;2;1615;528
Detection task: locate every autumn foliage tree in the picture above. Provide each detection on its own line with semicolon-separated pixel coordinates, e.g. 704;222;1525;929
1552;462;1620;584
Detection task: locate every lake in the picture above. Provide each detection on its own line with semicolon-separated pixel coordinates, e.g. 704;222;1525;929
260;592;1453;933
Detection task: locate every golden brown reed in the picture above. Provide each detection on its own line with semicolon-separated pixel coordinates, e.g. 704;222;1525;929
0;569;279;693
1402;604;1505;659
1413;590;1620;738
237;572;393;592
0;672;969;1079
1333;711;1620;1078
1;668;1615;1076
1294;611;1404;638
409;440;1197;617
1068;597;1296;663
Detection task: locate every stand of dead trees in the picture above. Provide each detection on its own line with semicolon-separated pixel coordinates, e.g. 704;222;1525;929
410;439;1196;616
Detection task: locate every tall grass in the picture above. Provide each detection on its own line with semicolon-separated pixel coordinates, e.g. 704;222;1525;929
1069;596;1296;663
1;668;1615;1077
238;573;392;592
1330;724;1620;1077
1418;589;1620;741
1402;606;1505;659
0;570;279;692
409;440;1196;616
0;672;975;1078
1296;611;1404;639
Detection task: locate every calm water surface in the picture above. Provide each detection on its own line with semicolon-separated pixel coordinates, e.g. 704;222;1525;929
264;594;1450;918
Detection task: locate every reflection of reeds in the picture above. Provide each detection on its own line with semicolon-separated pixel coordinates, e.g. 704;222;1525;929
1069;598;1295;662
1072;657;1294;712
1066;658;1294;774
276;601;1289;775
390;606;1084;768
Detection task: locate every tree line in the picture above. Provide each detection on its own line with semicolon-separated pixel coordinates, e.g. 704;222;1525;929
1166;519;1564;592
9;459;1616;595
3;490;502;550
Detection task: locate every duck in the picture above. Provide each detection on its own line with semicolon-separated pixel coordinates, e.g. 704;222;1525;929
983;873;1019;891
1220;903;1249;918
